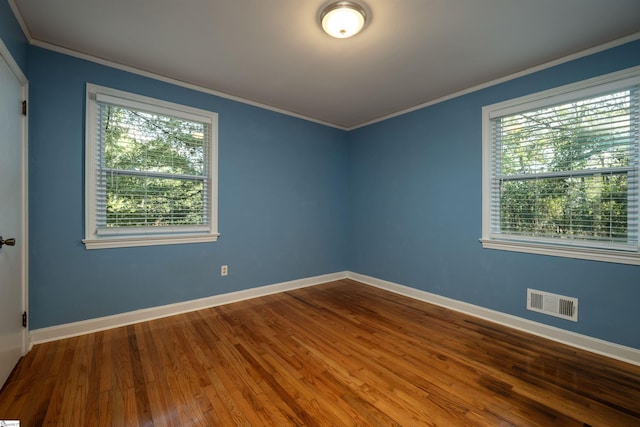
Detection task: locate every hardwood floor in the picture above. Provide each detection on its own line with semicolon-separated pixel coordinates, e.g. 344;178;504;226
1;279;639;426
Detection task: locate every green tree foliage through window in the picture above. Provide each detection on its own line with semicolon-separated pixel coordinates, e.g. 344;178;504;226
492;88;638;246
98;104;209;229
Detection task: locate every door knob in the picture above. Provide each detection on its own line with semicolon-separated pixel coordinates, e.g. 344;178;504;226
0;236;16;248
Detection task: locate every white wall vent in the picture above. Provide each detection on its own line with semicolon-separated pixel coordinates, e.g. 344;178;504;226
527;289;578;322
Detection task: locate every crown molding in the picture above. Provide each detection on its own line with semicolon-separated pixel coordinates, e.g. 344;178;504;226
5;3;640;132
30;39;349;131
7;0;32;42
350;32;640;130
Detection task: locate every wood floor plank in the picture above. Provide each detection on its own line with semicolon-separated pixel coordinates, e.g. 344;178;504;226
1;279;639;426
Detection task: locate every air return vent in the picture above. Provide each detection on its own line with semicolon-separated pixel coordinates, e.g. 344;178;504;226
527;289;578;322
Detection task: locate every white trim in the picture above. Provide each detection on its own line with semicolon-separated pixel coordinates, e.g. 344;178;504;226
347;272;640;367
481;65;640;265
83;233;220;250
88;83;218;118
486;65;640;119
95;92;215;124
28;270;640;366
7;0;32;43
30;40;348;131
0;38;29;356
351;33;640;130
29;271;348;345
84;83;219;249
0;37;26;85
20;82;28;355
5;1;640;131
480;239;640;265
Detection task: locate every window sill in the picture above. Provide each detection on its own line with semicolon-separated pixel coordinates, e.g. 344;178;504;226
83;233;220;250
480;238;640;266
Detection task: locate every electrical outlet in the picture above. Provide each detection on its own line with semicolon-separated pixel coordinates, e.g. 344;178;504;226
221;265;228;276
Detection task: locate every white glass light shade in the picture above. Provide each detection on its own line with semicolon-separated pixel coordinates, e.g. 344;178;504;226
321;2;366;39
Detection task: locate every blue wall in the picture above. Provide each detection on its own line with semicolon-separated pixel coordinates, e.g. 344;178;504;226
349;40;640;349
0;0;27;73
27;47;349;328
2;3;639;350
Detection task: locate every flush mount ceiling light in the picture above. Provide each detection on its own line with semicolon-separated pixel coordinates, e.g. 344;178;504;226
320;1;367;39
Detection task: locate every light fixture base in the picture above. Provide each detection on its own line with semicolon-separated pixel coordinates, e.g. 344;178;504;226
320;1;367;39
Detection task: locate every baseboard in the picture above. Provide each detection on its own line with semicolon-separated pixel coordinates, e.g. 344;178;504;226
29;271;348;345
347;272;640;367
29;269;640;367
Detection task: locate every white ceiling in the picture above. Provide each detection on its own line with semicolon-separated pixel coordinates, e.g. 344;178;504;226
11;0;640;129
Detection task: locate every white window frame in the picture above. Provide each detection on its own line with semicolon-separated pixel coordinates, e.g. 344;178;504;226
83;83;219;249
481;66;640;265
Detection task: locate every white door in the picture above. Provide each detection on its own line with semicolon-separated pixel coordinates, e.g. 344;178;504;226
0;48;26;388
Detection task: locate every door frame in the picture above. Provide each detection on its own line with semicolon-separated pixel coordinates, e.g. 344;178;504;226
0;38;29;355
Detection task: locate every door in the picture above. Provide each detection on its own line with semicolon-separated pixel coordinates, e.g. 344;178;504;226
0;48;26;388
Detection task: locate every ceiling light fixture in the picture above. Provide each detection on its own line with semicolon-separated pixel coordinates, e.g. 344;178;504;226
320;1;367;39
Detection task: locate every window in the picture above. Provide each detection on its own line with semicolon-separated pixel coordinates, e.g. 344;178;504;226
482;67;640;265
84;84;219;249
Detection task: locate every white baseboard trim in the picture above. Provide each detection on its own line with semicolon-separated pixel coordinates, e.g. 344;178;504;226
347;272;640;367
29;271;348;346
29;270;640;367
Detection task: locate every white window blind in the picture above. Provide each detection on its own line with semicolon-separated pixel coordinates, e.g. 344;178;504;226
482;67;640;264
84;84;219;249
